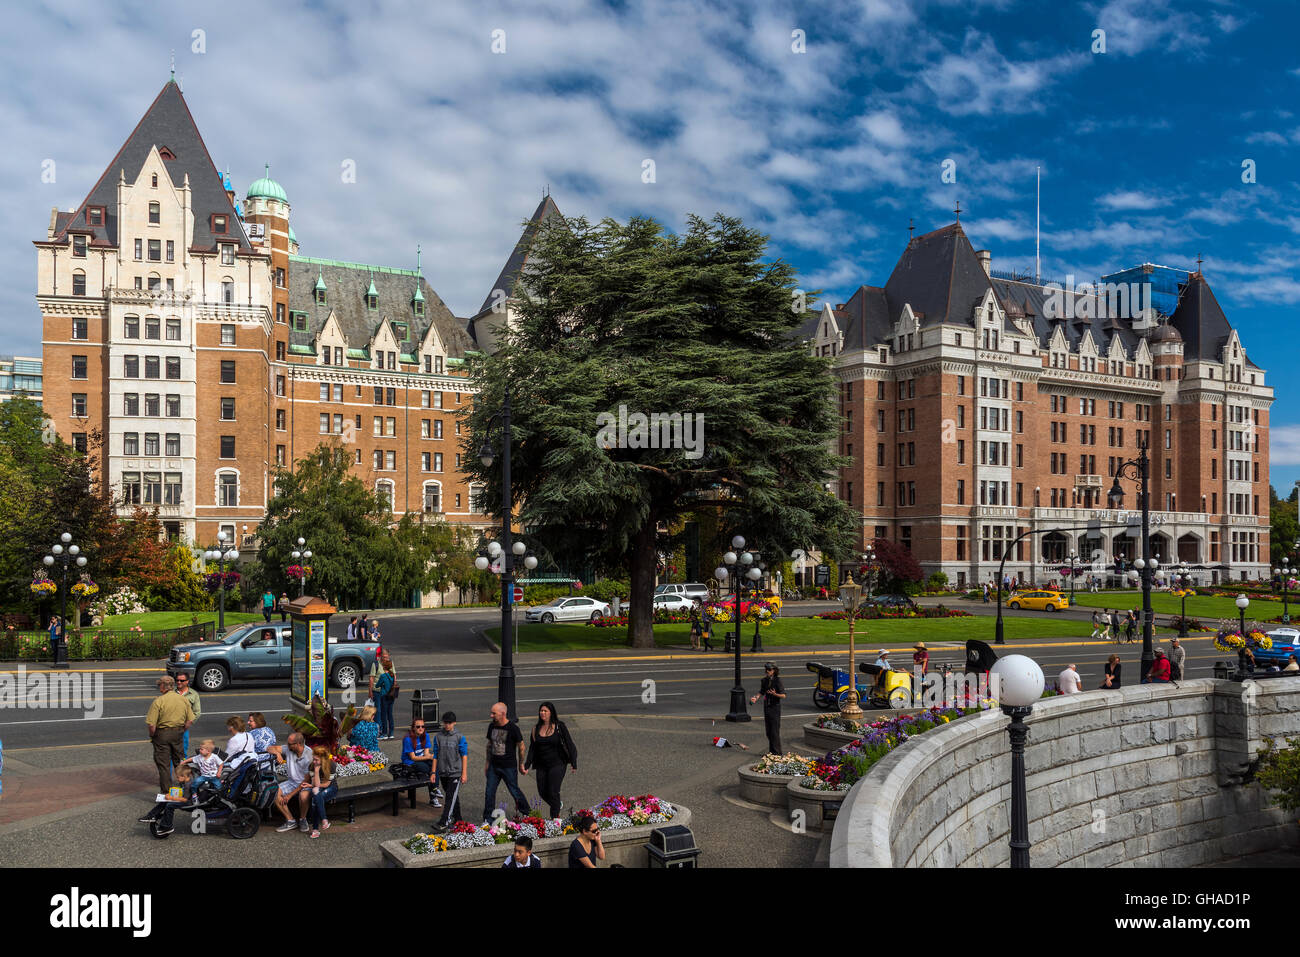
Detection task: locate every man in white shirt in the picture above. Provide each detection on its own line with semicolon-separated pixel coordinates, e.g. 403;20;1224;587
271;733;315;833
1058;664;1083;694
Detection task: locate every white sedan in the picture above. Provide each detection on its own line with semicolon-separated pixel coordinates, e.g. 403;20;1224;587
524;597;612;623
653;594;696;613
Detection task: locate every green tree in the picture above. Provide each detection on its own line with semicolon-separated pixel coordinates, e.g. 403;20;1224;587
1270;485;1299;566
464;213;855;646
146;544;211;612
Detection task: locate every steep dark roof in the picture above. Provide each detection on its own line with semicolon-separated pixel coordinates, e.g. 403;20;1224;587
1170;273;1234;362
287;257;472;359
475;195;564;317
989;278;1144;355
51;81;250;252
883;224;993;327
838;285;891;352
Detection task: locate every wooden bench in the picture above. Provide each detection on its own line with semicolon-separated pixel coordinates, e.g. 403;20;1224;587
326;777;424;824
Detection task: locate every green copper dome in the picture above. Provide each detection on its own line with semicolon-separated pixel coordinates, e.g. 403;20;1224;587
246;163;287;203
288;225;297;245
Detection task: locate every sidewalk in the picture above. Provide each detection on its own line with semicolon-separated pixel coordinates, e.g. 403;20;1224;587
0;714;820;868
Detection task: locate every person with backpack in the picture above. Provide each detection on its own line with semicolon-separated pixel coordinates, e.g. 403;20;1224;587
432;711;469;831
369;652;397;739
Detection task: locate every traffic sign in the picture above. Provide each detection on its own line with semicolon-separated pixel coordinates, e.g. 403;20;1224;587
512;584;524;603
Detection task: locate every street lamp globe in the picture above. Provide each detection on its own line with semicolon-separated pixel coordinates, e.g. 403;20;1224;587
52;544;63;555
747;566;762;581
731;535;746;550
512;541;526;556
715;566;728;581
723;551;737;565
991;655;1045;707
474;556;490;571
43;555;54;566
228;550;240;562
301;550;310;560
1236;594;1250;611
68;545;79;556
1133;558;1145;571
487;541;503;558
740;552;753;565
61;532;72;544
479;443;495;468
524;555;538;570
76;556;87;567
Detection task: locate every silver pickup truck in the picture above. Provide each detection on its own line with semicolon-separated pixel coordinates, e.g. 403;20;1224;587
165;621;379;692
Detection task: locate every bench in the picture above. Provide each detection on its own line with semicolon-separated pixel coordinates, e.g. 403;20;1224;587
325;777;425;824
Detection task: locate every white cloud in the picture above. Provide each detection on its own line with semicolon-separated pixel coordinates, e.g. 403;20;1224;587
1097;190;1168;211
1269;425;1300;466
859;111;909;149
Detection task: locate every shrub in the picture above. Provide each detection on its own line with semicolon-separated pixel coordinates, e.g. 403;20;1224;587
926;572;949;590
94;586;150;618
578;580;633;604
1255;735;1300;812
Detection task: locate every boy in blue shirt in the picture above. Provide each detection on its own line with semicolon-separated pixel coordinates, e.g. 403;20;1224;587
431;711;469;832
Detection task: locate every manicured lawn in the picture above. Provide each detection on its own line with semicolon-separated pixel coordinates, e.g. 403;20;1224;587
1067;590;1288;622
489;614;1107;653
100;611;263;631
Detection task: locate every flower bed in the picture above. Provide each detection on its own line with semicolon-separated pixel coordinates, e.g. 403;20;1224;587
385;795;686;868
740;754;817;806
800;707;980;793
332;745;388;778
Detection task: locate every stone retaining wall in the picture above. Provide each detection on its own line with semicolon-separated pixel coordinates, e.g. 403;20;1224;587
830;678;1300;868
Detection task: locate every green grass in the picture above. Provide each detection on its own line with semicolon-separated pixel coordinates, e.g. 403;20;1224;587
100;611;263;631
1066;590;1287;622
489;615;1111;654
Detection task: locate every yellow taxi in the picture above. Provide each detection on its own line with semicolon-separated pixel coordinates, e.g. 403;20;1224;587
1007;590;1070;612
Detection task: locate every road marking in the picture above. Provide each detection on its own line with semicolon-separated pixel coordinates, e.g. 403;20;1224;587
517;693;684;703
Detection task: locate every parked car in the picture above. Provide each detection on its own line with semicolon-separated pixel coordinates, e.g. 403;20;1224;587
869;594;918;611
655;582;711;602
1007;590;1069;612
524;597;612;623
1257;627;1300;667
653;594;696;613
165;622;379;693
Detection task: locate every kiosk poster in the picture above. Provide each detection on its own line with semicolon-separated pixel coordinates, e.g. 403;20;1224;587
309;619;327;701
291;619;308;703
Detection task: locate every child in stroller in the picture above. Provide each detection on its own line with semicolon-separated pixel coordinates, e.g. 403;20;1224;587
138;753;274;840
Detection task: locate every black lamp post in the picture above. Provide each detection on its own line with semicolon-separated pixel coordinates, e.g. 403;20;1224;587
1108;441;1154;680
477;391;533;721
1274;553;1296;624
717;534;759;722
43;532;86;668
1067;550;1078;606
990;654;1045;868
204;532;240;634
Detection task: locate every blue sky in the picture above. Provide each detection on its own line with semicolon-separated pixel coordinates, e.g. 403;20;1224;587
3;0;1298;487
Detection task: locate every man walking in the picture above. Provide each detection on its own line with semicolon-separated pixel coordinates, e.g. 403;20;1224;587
1169;638;1186;680
1110;609;1121;643
145;676;195;795
261;589;275;623
483;701;530;824
1090;610;1101;640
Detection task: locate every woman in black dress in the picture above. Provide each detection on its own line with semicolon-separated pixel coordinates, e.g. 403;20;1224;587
568;813;605;868
524;701;578;819
689;603;703;651
1101;654;1122;689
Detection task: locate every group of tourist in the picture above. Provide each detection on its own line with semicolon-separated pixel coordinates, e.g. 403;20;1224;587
260;590;291;623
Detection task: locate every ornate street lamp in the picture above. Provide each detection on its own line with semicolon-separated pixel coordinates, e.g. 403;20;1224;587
204;531;240;634
837;582;865;723
717;534;760;722
1108;440;1155;680
1274;556;1296;625
475;533;538;720
289;537;312;598
1177;561;1190;637
990;654;1045;868
43;532;87;667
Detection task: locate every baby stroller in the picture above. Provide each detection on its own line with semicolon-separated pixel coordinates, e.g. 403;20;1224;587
147;756;270;840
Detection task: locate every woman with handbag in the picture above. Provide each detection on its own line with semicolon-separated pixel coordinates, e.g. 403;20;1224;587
524;701;578;818
369;652;398;740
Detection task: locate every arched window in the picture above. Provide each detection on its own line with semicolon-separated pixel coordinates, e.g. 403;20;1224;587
376;481;394;512
72;270;86;296
422;481;441;514
216;470;239;507
221;277;235;304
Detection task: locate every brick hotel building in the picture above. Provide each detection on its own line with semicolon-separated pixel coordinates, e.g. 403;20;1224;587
34;79;547;550
806;223;1272;588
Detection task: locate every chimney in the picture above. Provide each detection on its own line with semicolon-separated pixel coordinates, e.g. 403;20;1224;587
976;250;991;275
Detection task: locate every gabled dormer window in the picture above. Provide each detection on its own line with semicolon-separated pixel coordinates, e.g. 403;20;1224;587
158;147;175;161
414;300;424;316
211;214;227;234
87;207;104;227
393;323;407;341
366;293;378;310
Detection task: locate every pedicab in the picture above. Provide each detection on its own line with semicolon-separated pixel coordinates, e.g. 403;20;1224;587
806;661;870;710
806;660;914;710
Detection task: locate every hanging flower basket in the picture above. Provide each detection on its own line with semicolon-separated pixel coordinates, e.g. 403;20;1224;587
1247;630;1273;651
286;564;312;579
204;571;241;593
70;577;99;598
1213;630;1246;653
30;572;57;597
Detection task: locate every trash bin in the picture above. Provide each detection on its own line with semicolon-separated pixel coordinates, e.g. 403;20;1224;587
646;824;700;868
411;688;440;726
1213;661;1231;680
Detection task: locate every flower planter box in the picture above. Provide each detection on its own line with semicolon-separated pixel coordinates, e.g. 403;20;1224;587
803;724;865;752
379;804;693;868
786;778;849;832
737;761;798;808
